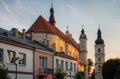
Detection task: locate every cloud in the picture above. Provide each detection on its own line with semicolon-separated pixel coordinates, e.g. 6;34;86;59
14;0;38;16
0;0;25;29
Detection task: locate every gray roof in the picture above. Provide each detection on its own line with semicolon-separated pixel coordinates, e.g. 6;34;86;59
0;27;54;53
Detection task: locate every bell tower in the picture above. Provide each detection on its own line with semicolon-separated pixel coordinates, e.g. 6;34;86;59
79;26;88;79
95;28;105;79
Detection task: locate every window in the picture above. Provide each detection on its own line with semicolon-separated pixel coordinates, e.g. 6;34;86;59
61;60;64;70
0;49;3;63
74;63;76;73
98;65;101;71
7;50;15;63
18;53;26;65
66;61;68;71
60;46;63;52
98;48;101;53
47;40;49;46
56;59;59;68
53;43;56;50
98;57;101;62
70;62;72;71
40;56;47;68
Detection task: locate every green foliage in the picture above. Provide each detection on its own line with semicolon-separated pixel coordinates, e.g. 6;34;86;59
87;58;93;77
91;69;95;79
75;71;84;79
0;64;9;79
54;65;67;79
102;58;120;79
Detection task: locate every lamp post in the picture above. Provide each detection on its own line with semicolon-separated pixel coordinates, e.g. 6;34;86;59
14;57;19;79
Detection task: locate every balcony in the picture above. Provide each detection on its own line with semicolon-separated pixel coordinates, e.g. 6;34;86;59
39;68;53;75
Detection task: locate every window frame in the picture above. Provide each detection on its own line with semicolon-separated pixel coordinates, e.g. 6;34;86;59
18;53;26;66
0;48;3;63
39;56;48;68
7;50;16;64
66;61;68;71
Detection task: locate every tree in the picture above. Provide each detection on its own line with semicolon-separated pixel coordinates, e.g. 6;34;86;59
87;58;93;78
91;69;95;79
0;64;9;79
102;58;120;79
75;71;84;79
54;65;67;79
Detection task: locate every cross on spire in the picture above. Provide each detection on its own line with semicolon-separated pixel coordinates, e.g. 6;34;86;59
51;0;53;7
82;25;84;28
98;24;101;28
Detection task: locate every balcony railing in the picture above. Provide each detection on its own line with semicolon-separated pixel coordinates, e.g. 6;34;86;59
39;68;53;75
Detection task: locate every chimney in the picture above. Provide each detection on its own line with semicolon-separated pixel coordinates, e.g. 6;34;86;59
30;31;34;41
15;28;19;38
22;29;26;40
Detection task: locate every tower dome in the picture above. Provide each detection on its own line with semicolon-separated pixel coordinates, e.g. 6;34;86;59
95;28;104;45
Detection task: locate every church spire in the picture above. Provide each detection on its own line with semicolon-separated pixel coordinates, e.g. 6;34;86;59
49;0;56;26
95;27;104;45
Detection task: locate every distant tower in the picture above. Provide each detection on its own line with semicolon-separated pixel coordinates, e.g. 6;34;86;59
49;0;56;26
79;27;88;79
95;28;105;79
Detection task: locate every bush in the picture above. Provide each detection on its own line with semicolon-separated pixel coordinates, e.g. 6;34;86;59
75;71;84;79
54;65;67;79
0;64;9;79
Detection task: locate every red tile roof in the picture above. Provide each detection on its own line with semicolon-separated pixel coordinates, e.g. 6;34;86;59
26;15;78;49
26;15;56;34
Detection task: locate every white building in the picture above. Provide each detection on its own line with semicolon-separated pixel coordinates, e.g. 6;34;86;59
95;28;105;79
54;53;78;79
0;28;34;79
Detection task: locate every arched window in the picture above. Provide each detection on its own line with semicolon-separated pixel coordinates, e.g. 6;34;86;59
98;48;101;53
60;46;63;52
53;43;56;50
98;57;101;62
98;65;101;71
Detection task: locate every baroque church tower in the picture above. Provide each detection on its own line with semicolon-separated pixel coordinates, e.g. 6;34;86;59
79;27;88;79
95;28;105;79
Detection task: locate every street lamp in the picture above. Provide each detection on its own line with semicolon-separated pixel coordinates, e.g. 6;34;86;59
13;57;19;79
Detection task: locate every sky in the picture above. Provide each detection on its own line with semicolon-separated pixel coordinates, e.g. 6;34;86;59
0;0;120;63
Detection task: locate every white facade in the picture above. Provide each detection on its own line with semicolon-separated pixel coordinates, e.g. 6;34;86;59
95;44;105;79
0;42;33;79
54;56;78;79
79;28;88;79
95;28;105;79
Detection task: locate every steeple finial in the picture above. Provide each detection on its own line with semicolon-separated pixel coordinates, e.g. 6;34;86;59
49;0;56;26
97;25;102;38
51;0;53;8
95;25;104;45
81;25;85;34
